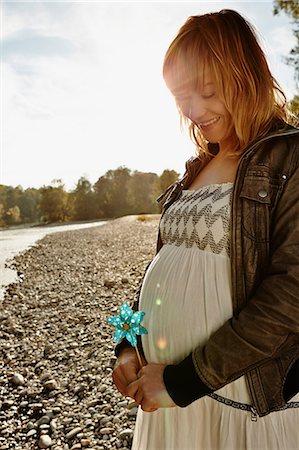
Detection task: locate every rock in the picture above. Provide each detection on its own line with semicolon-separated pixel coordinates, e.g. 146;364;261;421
1;400;14;409
117;400;128;407
121;277;129;283
104;279;116;288
40;373;52;383
119;428;134;440
38;434;52;448
10;373;25;386
30;402;44;411
27;421;36;431
50;419;58;433
99;427;114;435
65;427;82;440
26;429;37;437
127;406;138;416
19;400;29;409
43;380;58;391
37;415;51;426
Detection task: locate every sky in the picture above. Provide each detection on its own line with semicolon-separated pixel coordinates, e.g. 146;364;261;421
1;0;297;191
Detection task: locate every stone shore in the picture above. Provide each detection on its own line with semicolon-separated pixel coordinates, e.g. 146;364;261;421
0;216;160;450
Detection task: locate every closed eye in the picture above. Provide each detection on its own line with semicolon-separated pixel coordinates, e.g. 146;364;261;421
202;93;215;99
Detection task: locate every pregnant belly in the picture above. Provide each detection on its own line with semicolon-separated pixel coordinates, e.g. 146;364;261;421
139;243;233;365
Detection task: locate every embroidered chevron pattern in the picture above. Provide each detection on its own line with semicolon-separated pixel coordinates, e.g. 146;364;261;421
160;184;233;257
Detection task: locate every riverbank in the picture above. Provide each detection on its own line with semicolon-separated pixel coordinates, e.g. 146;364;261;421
0;216;159;450
0;220;113;301
0;218;111;232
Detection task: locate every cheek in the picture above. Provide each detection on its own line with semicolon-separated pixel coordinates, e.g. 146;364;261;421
177;103;191;119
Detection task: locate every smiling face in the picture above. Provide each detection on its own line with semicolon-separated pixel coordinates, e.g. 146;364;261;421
164;67;236;153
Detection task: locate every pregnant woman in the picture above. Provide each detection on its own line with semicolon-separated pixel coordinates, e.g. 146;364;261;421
112;9;299;450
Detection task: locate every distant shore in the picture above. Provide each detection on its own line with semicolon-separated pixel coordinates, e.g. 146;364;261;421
0;218;111;232
0;215;159;450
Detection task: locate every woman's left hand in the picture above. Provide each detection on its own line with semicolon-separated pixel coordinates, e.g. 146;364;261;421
126;363;176;412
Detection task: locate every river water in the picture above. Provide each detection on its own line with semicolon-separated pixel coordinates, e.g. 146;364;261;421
0;220;108;299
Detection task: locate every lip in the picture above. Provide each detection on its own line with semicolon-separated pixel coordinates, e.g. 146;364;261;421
198;116;220;129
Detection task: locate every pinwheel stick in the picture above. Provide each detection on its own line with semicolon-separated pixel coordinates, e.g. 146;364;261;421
135;345;143;368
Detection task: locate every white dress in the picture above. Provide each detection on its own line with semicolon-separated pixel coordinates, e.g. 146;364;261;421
132;183;299;450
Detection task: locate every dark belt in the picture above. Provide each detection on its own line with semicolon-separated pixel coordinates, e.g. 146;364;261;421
208;392;299;422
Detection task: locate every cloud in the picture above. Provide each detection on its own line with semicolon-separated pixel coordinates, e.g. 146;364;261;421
3;29;75;60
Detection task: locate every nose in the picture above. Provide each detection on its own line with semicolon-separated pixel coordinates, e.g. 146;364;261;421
186;96;207;122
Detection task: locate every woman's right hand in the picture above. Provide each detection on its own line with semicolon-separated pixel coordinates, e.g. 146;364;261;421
112;347;146;397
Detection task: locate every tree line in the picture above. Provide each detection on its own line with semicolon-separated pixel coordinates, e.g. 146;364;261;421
0;167;179;226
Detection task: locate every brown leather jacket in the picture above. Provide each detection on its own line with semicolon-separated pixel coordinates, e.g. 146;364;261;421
117;123;299;417
157;123;299;417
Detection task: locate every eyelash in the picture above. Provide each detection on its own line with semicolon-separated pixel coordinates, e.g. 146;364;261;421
202;93;215;99
176;93;215;102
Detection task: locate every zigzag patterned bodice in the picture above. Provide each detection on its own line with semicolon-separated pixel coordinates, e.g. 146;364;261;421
159;183;233;257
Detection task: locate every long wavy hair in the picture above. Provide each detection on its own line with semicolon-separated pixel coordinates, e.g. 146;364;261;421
163;9;290;158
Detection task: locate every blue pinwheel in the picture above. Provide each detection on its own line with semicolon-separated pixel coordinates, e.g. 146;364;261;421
107;302;148;348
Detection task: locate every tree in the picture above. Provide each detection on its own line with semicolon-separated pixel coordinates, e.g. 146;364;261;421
6;206;21;225
0;203;5;227
273;1;299;87
94;167;131;217
18;188;41;223
72;176;96;221
157;169;180;194
288;94;299;117
93;175;113;218
39;180;69;223
127;171;159;214
6;185;23;210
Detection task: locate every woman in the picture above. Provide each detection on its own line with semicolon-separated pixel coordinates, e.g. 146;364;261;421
112;9;299;450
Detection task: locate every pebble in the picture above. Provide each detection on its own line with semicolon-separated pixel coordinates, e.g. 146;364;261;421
38;415;51;426
66;427;82;440
0;218;158;449
119;428;134;439
43;379;58;391
99;427;114;435
127;406;138;416
27;429;37;437
10;373;25;386
38;434;52;448
30;403;44;411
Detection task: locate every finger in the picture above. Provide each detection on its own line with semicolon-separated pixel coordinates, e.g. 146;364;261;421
141;399;158;413
125;379;140;399
112;368;127;387
134;388;143;405
112;371;128;395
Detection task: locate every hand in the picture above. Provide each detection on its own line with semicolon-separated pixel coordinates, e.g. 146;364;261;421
112;348;146;397
126;363;176;412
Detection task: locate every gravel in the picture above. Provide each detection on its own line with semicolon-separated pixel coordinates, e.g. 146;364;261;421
0;216;159;450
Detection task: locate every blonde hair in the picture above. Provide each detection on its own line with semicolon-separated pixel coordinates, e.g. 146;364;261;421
163;9;290;158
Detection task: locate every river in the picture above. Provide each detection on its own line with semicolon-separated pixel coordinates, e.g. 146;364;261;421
0;220;108;299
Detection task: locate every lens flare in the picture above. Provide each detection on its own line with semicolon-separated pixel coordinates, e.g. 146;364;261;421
155;298;162;306
157;283;160;288
156;337;167;350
